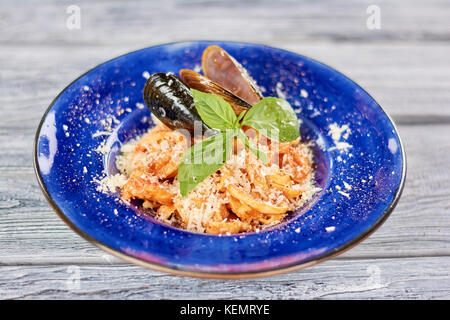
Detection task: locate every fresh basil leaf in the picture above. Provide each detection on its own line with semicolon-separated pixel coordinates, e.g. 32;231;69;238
237;130;268;165
191;89;237;131
241;97;299;142
178;130;236;196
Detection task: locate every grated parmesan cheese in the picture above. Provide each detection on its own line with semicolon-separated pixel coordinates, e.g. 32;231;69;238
328;123;352;152
94;174;128;194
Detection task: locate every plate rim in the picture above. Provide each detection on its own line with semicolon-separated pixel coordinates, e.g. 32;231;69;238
33;40;407;279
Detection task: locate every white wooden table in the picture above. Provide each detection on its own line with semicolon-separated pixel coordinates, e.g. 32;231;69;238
1;0;449;299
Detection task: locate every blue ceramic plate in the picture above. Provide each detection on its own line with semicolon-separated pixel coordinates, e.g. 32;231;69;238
34;41;406;278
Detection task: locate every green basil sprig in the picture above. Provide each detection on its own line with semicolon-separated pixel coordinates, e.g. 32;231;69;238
177;89;299;196
241;97;300;142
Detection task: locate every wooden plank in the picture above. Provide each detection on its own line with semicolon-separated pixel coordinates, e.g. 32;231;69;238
0;257;449;299
1;0;450;45
0;124;449;264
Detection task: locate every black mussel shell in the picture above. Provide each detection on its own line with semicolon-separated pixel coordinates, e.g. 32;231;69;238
143;72;209;136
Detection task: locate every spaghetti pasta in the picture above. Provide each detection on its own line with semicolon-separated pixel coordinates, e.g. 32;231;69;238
116;123;319;234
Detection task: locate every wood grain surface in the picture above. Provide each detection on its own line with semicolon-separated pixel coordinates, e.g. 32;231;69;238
0;0;449;299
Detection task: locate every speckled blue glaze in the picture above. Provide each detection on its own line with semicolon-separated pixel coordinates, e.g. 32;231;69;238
34;41;406;277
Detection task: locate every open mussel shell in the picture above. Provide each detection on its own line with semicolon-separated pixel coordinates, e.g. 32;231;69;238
143;72;209;136
202;45;264;106
179;69;251;116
